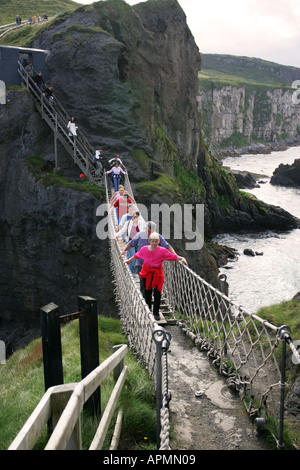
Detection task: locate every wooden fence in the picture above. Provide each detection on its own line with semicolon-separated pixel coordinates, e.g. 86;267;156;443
8;295;129;450
8;344;128;450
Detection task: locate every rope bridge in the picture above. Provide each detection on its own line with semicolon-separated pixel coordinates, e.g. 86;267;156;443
107;172;300;449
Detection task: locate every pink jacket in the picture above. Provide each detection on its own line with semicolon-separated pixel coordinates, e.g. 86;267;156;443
134;246;178;268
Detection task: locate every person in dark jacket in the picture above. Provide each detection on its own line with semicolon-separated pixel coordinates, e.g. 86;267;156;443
33;71;45;92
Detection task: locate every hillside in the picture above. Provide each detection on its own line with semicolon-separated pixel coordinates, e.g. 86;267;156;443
199;53;300;88
0;0;80;25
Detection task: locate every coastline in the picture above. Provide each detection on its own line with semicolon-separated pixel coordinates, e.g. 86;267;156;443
211;137;300;160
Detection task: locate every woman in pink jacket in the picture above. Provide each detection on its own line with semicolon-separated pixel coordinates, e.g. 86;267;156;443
125;232;188;320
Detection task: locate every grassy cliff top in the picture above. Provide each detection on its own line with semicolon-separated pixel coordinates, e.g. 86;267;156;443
199;53;300;89
0;0;81;25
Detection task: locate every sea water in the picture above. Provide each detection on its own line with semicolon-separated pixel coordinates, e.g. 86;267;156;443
214;146;300;313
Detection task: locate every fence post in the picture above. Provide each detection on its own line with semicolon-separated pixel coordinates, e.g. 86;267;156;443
152;325;171;450
219;273;228;356
78;296;100;415
155;336;162;450
40;302;64;392
278;325;291;449
112;344;124;382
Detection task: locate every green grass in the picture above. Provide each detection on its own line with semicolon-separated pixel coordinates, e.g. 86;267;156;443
26;155;105;200
0;316;157;450
0;0;80;25
200;53;300;87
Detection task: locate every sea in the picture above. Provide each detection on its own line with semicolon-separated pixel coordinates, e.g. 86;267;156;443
213;146;300;314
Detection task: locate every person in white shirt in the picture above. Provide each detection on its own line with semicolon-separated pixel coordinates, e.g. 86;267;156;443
115;211;146;274
67;117;78;139
108;154;125;169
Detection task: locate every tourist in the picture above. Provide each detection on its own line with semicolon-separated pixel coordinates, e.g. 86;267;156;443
33;71;45;92
94;148;104;176
16;15;21;27
117;203;135;234
112;184;132;223
25;61;35;78
105;162;126;193
108;154;126;169
67;116;78;138
115;211;146;274
119;221;177;297
43;84;54;102
125;231;187;320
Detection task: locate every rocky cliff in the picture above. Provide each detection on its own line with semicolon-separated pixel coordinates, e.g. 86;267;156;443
0;89;115;355
31;0;201;175
198;54;300;151
198;84;300;149
1;0;299;354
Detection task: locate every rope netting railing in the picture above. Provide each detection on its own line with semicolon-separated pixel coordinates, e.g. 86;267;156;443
104;173;171;449
163;261;300;448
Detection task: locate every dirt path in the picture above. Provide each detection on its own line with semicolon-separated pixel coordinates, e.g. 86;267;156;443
166;325;269;450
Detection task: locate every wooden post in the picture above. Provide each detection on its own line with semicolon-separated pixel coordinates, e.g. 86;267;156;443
50;384;81;450
54;114;58;169
78;296;100;415
40;302;64;392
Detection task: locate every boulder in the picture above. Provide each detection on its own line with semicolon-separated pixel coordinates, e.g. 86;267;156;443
270;158;300;187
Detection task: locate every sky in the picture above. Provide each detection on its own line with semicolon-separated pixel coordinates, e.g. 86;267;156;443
73;0;300;68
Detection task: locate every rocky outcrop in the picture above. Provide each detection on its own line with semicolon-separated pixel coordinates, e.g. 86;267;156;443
1;1;299;355
0;90;115;355
198;85;300;149
271;158;300;187
32;0;201;175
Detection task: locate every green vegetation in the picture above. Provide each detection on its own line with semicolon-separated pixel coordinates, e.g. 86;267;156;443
200;53;299;88
220;132;249;149
174;161;206;203
0;0;80;25
26;155;105;200
136;172;181;202
0;316;157;450
153;125;178;167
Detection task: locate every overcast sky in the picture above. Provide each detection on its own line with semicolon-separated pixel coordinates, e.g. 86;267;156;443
73;0;300;68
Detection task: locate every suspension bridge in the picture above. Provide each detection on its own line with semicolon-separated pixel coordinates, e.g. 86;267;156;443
8;66;300;450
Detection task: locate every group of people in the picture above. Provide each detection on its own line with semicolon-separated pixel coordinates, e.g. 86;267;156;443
23;60;55;102
23;61;78;145
110;181;188;321
92;151;127;187
16;13;48;27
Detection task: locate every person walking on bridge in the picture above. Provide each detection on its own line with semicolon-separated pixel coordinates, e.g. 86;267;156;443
125;231;187;320
105;162;126;193
119;221;176;298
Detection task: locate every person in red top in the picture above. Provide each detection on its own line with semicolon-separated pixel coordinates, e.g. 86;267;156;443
113;187;133;223
125;232;188;320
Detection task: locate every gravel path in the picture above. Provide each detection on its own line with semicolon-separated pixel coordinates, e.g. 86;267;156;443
166;325;269;451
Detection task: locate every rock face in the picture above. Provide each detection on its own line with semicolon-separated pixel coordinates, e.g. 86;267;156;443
198;85;300;148
0;90;115;355
32;0;201;174
1;1;299;354
271;159;300;187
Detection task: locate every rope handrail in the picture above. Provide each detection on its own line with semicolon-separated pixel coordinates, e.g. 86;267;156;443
163;258;300;446
104;173;172;449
